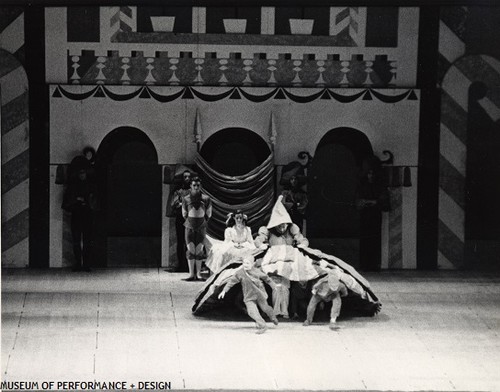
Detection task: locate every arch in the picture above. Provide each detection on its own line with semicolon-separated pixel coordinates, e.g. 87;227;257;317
1;48;30;268
93;127;162;267
96;126;158;166
315;128;374;166
307;127;374;268
438;54;500;269
200;128;271;176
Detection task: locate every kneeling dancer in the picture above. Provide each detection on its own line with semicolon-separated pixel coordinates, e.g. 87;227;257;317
303;270;348;330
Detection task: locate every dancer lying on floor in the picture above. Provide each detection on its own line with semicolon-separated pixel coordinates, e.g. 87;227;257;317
218;254;279;334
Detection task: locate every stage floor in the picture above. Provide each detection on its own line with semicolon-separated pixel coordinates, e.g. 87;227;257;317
2;268;500;391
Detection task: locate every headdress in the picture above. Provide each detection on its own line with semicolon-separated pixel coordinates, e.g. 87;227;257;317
226;211;248;226
267;195;293;229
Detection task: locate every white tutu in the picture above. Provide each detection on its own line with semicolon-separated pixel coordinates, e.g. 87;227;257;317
205;236;256;273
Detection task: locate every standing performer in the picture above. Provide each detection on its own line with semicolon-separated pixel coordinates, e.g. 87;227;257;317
182;176;212;281
62;167;96;272
170;170;192;272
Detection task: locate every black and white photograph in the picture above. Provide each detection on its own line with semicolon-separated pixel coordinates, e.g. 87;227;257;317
1;0;500;390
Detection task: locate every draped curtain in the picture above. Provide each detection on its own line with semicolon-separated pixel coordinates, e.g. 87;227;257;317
195;153;275;239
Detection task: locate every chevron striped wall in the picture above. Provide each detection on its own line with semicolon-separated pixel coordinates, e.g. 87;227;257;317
438;54;500;269
1;8;29;268
436;5;500;269
438;7;468;84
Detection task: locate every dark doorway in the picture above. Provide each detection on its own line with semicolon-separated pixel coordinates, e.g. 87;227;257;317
92;127;162;267
307;128;374;268
200;128;270;176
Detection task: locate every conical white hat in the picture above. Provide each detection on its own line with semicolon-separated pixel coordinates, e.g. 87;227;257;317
267;195;293;229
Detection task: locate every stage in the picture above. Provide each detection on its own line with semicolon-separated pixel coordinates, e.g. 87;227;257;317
2;268;500;391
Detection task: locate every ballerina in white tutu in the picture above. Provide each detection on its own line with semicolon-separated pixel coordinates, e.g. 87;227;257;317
205;210;257;274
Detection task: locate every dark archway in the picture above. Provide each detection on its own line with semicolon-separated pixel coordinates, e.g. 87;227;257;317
200;128;271;176
92;127;162;267
307;128;374;268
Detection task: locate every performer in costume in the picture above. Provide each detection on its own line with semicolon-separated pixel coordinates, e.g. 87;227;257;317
170;170;192;272
255;195;308;248
218;255;279;334
303;269;348;330
205;210;257;274
182;176;212;281
62;167;96;272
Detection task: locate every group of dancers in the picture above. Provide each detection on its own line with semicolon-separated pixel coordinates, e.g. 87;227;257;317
181;181;381;333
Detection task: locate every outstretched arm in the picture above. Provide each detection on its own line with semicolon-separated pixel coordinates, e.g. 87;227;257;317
304;295;320;325
218;273;241;298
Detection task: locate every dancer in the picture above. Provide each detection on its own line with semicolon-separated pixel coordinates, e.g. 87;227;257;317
170;170;192;272
218;255;278;334
255;195;309;315
62;167;95;272
182;176;212;281
254;195;309;249
205;210;256;273
303;270;348;330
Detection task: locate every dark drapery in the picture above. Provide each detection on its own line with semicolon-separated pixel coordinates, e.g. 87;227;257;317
195;153;275;239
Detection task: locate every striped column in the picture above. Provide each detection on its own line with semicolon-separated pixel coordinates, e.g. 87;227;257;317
438;7;468;83
388;187;403;269
0;8;24;62
438;54;500;269
1;49;29;267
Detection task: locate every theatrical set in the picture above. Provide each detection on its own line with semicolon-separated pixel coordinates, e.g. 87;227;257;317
1;1;500;389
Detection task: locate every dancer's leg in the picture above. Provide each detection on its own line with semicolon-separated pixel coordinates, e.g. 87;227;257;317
257;297;278;325
195;259;203;279
194;228;206;279
184;228;196;280
245;300;267;332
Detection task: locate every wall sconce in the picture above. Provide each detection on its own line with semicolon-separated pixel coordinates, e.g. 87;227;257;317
391;166;402;187
403;167;412;187
55;164;67;185
380;151;413;188
388;166;413;188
